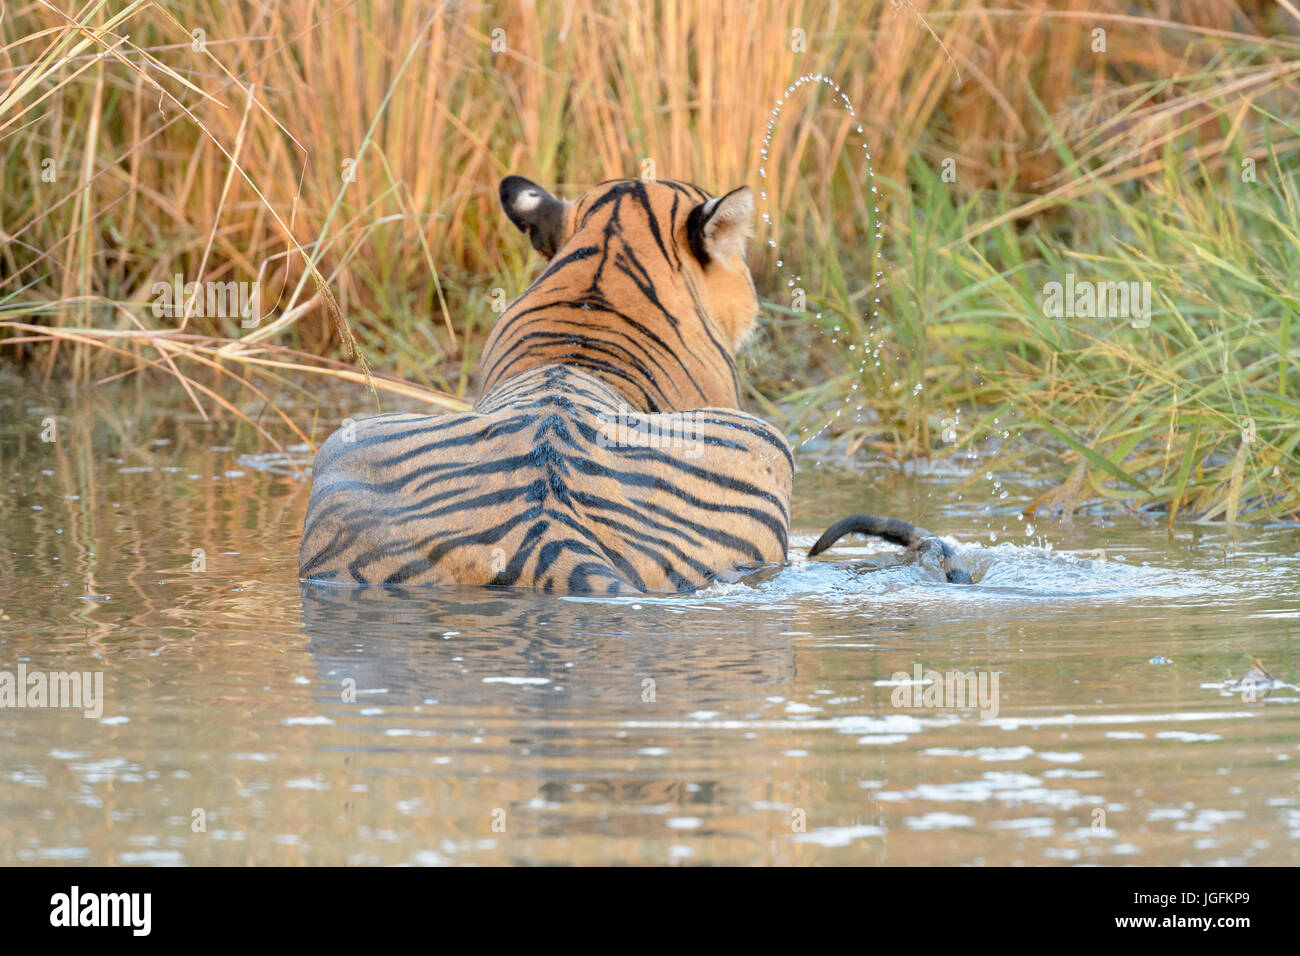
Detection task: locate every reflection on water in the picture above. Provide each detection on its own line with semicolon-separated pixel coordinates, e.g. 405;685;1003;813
1;381;1297;864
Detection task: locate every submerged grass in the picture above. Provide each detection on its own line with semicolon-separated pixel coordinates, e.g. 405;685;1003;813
2;1;1299;520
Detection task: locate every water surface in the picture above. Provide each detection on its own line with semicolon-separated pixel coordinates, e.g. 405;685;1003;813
1;381;1297;864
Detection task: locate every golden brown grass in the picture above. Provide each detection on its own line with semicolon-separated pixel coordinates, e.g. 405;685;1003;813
2;1;1299;519
2;1;1278;368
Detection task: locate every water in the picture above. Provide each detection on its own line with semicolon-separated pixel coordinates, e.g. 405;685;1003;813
2;380;1297;865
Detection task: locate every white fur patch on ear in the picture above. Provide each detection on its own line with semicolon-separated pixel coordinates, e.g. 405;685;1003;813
500;175;570;257
513;190;542;212
703;187;754;259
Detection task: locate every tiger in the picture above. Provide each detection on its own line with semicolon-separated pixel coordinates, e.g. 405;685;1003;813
298;175;969;592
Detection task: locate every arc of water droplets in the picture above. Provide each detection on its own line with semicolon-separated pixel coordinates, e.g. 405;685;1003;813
763;76;1036;544
759;74;887;451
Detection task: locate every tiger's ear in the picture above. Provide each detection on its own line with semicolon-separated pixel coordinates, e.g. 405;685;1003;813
499;175;570;258
686;186;754;266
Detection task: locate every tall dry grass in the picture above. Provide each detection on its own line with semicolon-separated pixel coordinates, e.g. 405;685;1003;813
2;0;1299;518
2;1;1278;367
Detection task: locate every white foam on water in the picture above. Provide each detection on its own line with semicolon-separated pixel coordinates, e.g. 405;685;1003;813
793;823;885;846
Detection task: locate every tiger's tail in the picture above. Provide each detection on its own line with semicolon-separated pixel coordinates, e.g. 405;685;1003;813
809;514;971;584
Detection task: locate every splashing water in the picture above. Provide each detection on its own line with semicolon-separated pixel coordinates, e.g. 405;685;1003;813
756;81;1051;558
758;74;886;452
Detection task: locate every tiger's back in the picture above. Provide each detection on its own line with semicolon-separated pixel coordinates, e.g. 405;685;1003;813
300;176;794;593
299;364;791;592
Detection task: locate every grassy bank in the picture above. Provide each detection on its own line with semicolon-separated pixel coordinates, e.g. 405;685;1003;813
2;1;1299;520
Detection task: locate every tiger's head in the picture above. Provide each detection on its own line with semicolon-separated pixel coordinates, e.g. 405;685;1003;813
481;175;760;411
